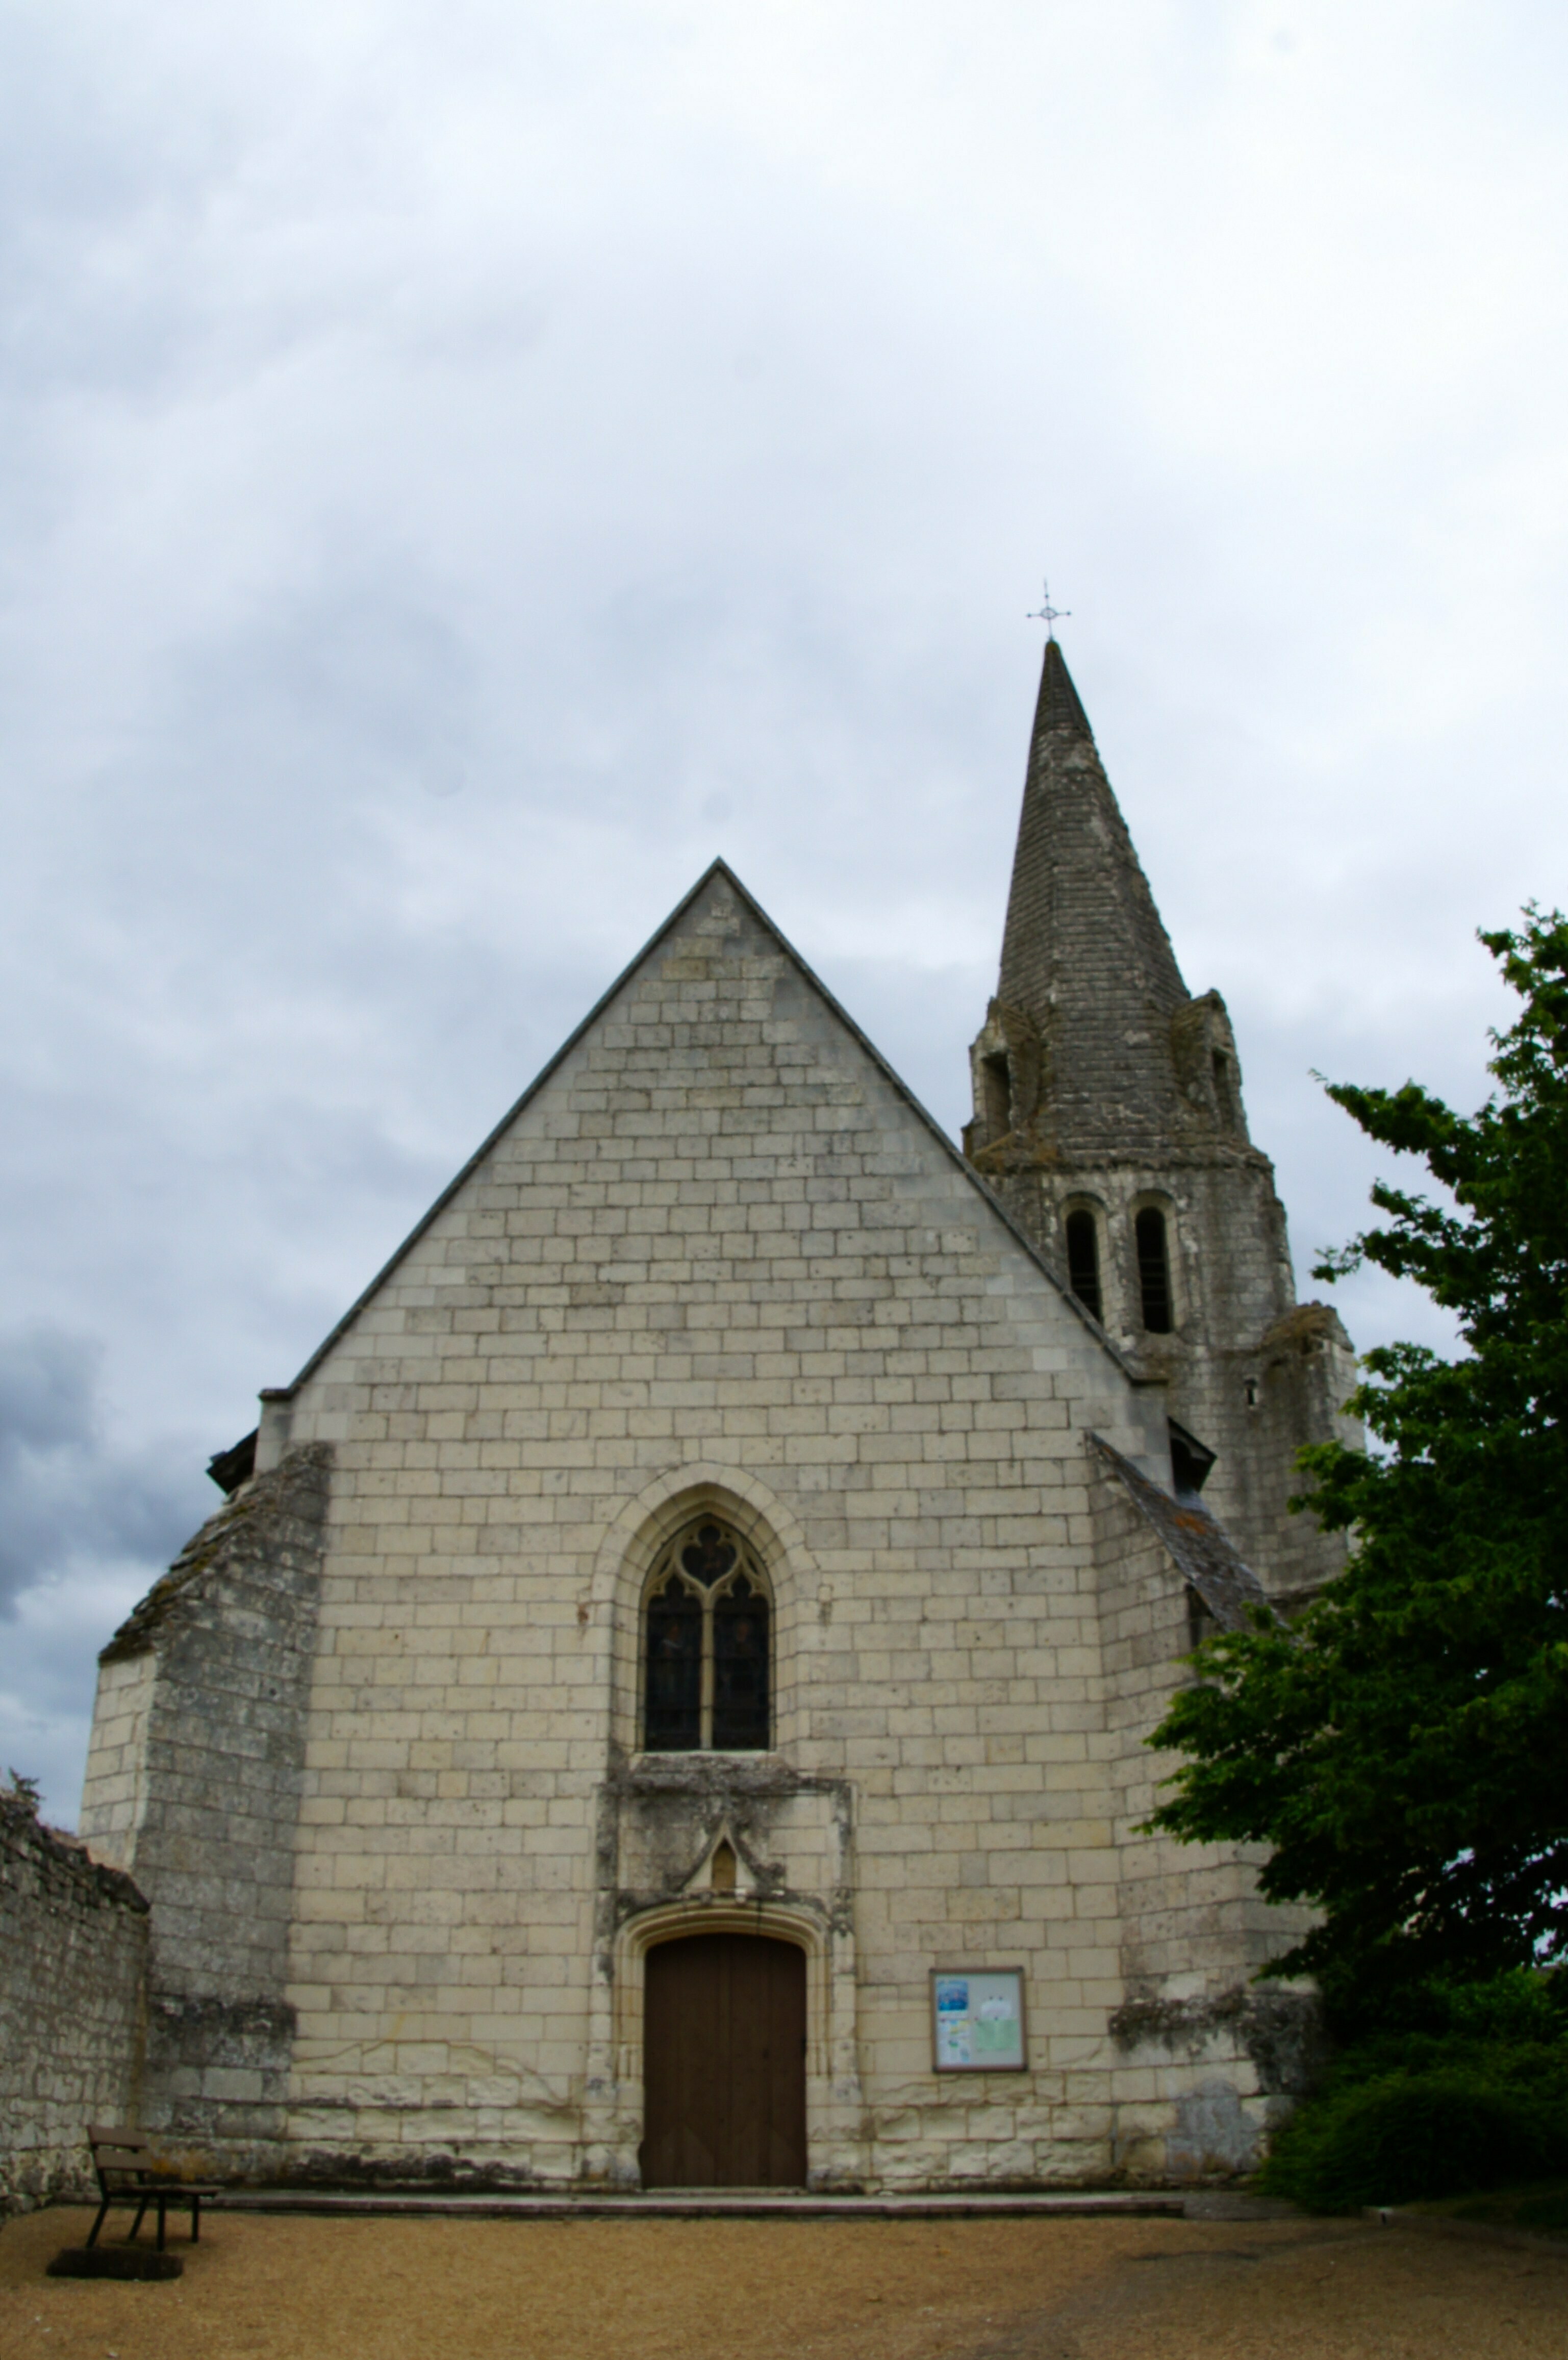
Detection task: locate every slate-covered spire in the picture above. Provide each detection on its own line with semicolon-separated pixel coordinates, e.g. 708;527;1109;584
1021;631;1095;745
989;638;1199;1161
999;640;1186;1029
966;633;1357;1606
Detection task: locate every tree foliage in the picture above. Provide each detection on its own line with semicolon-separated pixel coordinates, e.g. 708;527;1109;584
1148;909;1568;2009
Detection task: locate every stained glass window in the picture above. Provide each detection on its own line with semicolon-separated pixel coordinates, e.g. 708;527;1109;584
645;1583;702;1751
643;1520;771;1753
713;1574;769;1750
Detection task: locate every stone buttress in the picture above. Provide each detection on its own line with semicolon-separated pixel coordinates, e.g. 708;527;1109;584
77;1448;330;2171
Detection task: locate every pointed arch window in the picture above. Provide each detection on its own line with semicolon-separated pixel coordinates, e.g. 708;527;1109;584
643;1518;771;1753
980;1051;1013;1138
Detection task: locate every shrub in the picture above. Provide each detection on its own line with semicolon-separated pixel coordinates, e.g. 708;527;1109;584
1512;2190;1568;2236
1328;2032;1568;2106
1260;2073;1568;2212
1330;1966;1568;2047
1439;1970;1568;2044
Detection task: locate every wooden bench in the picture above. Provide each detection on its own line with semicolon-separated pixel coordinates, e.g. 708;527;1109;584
86;2127;223;2252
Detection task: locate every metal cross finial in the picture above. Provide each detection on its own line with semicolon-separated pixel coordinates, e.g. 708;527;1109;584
1027;580;1071;638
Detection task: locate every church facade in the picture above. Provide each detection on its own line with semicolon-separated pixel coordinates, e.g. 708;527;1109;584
78;643;1355;2191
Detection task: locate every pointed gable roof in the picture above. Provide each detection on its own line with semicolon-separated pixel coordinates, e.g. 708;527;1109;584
996;641;1195;1160
267;859;1144;1400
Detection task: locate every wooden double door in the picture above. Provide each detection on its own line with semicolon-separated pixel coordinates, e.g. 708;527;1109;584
641;1933;807;2188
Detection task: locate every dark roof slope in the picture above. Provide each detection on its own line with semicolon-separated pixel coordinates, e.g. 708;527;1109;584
1091;1433;1271;1630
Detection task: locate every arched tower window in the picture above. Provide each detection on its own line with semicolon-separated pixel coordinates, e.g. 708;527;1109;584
980;1050;1012;1138
1064;1208;1102;1322
1134;1207;1174;1334
643;1517;771;1753
1210;1045;1245;1137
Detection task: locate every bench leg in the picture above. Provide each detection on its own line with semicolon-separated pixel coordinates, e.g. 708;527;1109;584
192;2194;201;2244
128;2197;149;2244
156;2197;167;2254
86;2202;110;2251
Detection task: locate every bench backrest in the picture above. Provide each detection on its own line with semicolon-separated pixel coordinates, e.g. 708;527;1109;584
89;2129;154;2194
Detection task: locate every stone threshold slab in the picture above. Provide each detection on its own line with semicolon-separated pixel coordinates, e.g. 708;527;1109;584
214;2190;1186;2221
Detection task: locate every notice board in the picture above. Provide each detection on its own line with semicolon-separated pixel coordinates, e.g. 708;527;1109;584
930;1969;1027;2072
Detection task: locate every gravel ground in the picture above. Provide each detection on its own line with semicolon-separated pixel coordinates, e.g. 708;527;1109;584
2;2203;1564;2360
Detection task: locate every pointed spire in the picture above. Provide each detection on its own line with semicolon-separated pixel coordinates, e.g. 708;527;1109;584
992;639;1193;1160
1031;636;1095;743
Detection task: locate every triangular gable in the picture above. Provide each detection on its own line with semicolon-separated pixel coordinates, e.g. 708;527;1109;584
268;859;1141;1400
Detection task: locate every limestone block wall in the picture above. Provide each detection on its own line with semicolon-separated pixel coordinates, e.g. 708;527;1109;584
78;1447;331;2164
1093;1466;1319;2176
247;877;1198;2180
72;1652;156;1873
72;867;1302;2192
1247;1303;1361;1603
257;873;1198;2189
0;1786;148;2216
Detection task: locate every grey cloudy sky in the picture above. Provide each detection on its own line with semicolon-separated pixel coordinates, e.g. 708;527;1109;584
4;1;1566;1821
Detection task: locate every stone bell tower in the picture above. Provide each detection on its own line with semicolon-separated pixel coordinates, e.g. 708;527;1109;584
964;636;1358;1598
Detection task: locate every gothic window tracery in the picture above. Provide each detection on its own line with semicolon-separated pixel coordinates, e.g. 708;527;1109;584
643;1518;771;1753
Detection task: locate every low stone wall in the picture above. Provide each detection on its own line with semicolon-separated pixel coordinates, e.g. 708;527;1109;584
0;1785;148;2216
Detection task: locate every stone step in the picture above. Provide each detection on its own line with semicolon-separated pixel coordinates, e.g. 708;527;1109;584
213;2189;1187;2221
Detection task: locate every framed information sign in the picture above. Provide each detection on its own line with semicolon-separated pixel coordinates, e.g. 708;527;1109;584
930;1969;1027;2072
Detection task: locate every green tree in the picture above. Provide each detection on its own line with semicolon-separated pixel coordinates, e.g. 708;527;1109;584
1148;908;1568;2011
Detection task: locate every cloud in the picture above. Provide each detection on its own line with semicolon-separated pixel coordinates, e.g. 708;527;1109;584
0;1568;163;1834
0;1324;211;1818
0;1324;208;1617
0;1323;96;1457
0;1;1562;1815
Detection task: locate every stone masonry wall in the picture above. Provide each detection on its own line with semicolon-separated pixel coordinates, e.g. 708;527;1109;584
243;869;1276;2189
980;1149;1354;1601
1089;1461;1319;2176
1059;1156;1349;1596
0;1785;148;2216
78;1446;331;2169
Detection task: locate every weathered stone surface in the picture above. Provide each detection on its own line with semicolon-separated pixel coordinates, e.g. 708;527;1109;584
1110;1984;1328;2099
991;639;1192;1165
78;1445;331;2169
0;1784;147;2216
67;649;1351;2192
966;639;1360;1597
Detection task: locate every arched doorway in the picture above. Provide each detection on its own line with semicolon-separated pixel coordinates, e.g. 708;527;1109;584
641;1932;807;2187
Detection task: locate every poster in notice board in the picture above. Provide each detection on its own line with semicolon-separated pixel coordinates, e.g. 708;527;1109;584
930;1969;1027;2072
